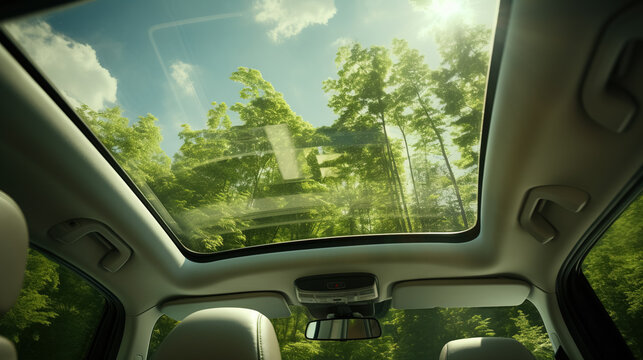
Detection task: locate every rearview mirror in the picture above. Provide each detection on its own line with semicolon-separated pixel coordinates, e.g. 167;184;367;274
305;318;381;341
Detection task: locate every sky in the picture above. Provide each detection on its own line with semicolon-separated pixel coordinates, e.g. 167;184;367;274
5;0;498;157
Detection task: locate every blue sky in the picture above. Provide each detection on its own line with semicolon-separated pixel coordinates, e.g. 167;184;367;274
7;0;498;156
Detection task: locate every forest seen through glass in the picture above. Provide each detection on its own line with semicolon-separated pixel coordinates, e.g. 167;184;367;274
74;25;491;253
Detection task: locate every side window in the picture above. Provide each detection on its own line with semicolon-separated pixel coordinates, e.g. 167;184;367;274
0;249;106;359
582;193;642;358
148;315;179;358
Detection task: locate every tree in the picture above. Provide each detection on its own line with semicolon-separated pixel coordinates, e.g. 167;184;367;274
391;38;470;228
170;101;248;252
0;250;59;343
168;67;332;251
323;43;412;232
583;195;642;358
0;250;106;359
148;315;179;357
512;310;553;360
77;105;172;183
431;23;492;170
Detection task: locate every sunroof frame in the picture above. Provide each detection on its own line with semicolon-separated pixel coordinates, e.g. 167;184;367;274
0;0;511;262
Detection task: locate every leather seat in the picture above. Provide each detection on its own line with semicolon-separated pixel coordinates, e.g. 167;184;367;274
0;191;29;360
440;337;536;360
154;307;282;360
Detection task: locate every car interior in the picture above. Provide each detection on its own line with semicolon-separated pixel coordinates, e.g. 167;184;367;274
0;0;641;359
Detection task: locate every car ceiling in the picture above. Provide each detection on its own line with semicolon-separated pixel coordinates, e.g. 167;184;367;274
1;0;642;317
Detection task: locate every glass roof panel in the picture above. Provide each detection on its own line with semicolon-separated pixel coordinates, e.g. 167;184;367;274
4;0;500;253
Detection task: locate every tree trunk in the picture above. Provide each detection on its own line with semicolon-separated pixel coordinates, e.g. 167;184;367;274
248;156;274;208
281;318;290;339
290;311;301;341
380;113;413;232
414;89;469;228
399;126;421;212
270;225;280;242
379;146;407;232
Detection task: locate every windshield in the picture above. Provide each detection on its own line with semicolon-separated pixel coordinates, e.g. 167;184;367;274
4;0;499;254
149;302;554;359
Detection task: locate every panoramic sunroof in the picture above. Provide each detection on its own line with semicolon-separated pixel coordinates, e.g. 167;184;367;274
4;0;499;254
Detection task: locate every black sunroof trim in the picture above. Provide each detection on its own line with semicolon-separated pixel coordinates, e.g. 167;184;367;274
0;0;510;262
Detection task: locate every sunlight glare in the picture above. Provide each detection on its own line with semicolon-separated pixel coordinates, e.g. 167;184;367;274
415;0;468;38
430;0;464;19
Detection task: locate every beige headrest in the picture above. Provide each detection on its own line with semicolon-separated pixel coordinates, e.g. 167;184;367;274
0;191;28;313
154;307;281;360
440;337;536;360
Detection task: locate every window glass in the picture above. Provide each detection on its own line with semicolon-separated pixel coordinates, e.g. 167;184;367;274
0;249;106;359
582;193;642;358
148;302;553;359
4;0;500;254
148;315;179;358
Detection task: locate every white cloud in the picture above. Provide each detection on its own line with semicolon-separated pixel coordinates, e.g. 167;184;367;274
255;0;337;42
331;37;353;48
169;61;196;96
5;21;117;110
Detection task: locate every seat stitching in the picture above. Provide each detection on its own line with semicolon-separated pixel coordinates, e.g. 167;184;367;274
257;313;264;360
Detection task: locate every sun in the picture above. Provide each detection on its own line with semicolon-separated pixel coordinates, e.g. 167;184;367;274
430;0;465;19
415;0;469;37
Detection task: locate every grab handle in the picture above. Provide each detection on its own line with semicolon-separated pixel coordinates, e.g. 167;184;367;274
582;3;643;132
519;186;589;244
49;219;132;272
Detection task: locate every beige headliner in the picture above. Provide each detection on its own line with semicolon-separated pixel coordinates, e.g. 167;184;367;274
0;0;641;320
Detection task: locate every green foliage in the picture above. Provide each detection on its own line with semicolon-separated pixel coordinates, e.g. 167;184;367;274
583;194;643;358
147;315;179;358
145;302;552;360
0;250;106;359
67;22;494;252
77;105;171;182
0;250;60;343
512;310;553;360
281;341;323;359
272;303;552;360
391;38;473;228
432;24;491;170
323;42;412;232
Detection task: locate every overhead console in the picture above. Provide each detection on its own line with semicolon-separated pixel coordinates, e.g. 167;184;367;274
295;273;380;319
295;273;378;304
